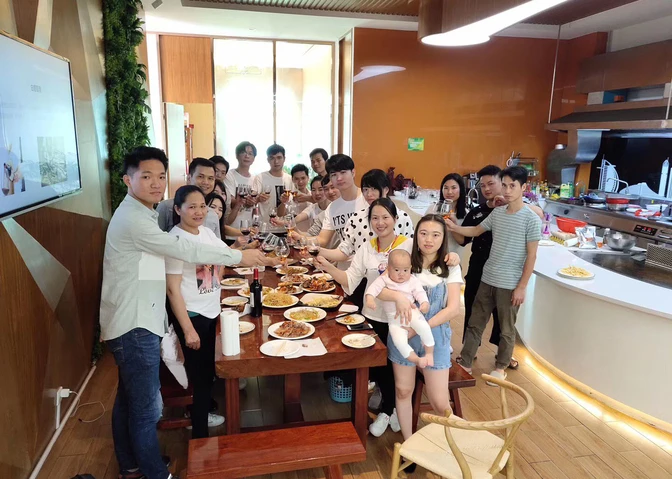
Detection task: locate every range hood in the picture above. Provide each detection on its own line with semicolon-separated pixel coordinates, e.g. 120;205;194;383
546;39;672;133
547;103;671;132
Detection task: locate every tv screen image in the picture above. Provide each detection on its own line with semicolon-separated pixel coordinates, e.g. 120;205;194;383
0;31;82;220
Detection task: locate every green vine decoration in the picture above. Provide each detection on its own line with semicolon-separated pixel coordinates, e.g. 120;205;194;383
103;0;150;212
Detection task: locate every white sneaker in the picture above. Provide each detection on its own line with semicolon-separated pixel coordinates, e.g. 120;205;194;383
239;378;248;390
369;412;390;437
486;370;507;387
389;409;401;433
368;387;382;410
368;380;376;393
186;413;225;429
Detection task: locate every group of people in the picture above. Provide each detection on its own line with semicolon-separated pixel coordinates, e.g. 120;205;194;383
100;141;542;479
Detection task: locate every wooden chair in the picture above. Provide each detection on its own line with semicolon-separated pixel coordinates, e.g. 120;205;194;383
158;361;193;430
391;374;534;479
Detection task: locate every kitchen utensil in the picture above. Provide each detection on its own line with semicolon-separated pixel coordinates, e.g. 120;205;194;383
556;217;587;233
607;203;628;211
644;204;669;213
603;229;636;251
659;158;669;197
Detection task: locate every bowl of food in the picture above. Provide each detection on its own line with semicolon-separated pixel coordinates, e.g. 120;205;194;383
281;273;311;285
268;320;314;340
262;292;299;309
301;277;336;293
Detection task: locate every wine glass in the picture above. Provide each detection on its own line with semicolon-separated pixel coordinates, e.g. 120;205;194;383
276;238;290;267
262;235;276;254
284;214;297;245
263;184;272;196
250;188;259;204
439;201;454;221
257;222;269;241
269;207;278;224
307;238;321;271
240;219;250;242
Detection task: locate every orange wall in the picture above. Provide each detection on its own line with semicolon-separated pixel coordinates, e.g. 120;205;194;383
352;29;561;188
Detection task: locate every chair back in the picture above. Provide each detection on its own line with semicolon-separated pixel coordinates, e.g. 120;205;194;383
420;374;534;478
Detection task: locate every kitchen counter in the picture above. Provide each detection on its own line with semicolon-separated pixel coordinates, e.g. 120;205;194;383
572;250;672;290
517;242;672;431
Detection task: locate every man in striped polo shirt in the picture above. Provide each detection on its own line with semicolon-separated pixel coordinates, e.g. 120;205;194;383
445;166;541;385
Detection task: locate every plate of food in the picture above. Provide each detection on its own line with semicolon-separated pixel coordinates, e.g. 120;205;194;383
276;265;309;276
281;273;311;285
221;277;247;289
268;320;315;340
262;293;300;309
275;282;303;295
301;277;336;293
300;293;344;310
283;307;326;322
221;296;249;307
557;266;595;280
342;333;376;349
233;267;254;275
336;314;365;326
238;286;273;298
311;273;333;281
260;340;301;357
239;321;255;334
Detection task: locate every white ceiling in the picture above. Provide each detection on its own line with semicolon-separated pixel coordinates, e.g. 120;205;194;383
142;0;672;42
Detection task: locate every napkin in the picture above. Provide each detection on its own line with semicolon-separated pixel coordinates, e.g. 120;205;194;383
220;310;240;356
285;338;328;359
338;304;359;313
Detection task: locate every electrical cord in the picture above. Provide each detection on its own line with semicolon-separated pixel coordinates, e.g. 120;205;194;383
68;391;106;423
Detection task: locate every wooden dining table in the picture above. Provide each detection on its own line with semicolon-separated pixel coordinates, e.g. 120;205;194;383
215;255;387;445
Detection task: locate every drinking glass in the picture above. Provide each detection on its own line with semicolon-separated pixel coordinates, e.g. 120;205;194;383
263;184;272;195
276;238;290;267
240;219;251;241
307;238;321;271
285;214;297;245
258;222;269;241
269;207;278;222
439;201;454;221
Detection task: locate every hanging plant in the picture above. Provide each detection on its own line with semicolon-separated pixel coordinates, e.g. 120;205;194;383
103;0;150;212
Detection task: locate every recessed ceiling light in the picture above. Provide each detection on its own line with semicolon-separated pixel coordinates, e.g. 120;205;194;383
421;0;570;47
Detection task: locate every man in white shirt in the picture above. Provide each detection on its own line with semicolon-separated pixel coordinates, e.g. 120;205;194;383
279;163;312;230
318;154;368;248
224;142;262;235
101;147;270;479
210;155;229;182
309;147;328;177
156;157;221;237
252;144;294;234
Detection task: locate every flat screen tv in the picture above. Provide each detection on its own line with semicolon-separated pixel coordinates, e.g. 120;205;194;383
0;31;82;220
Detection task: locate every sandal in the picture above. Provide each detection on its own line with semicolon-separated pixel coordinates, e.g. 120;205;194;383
508;358;519;370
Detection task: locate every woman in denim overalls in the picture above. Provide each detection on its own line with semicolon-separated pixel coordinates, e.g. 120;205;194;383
378;214;463;440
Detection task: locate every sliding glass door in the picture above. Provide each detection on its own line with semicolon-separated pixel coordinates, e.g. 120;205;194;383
214;39;333;176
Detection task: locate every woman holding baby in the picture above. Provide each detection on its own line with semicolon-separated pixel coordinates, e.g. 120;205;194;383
316;201;462;444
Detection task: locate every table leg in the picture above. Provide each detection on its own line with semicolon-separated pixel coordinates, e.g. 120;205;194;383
450;389;463;418
284;374;303;423
323;465;343;479
225;378;240;435
352;367;369;445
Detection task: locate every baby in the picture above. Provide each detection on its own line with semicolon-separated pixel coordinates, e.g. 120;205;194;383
365;249;434;368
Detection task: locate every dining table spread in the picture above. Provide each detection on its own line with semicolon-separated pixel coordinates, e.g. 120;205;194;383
215;249;387;445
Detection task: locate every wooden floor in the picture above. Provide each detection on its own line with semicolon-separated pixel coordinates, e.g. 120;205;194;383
37;310;672;479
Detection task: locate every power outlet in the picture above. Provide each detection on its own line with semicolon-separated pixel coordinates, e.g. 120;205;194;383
54;386;64;407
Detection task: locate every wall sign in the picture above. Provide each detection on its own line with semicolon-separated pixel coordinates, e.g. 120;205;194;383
407;138;424;151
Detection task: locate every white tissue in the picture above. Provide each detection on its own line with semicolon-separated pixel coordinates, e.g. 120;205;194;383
220;310;240;356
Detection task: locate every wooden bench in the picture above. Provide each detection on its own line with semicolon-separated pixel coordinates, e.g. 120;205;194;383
158;361;193;430
187;422;366;479
411;364;476;432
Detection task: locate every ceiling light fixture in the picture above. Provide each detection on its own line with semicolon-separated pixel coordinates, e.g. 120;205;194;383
419;0;571;47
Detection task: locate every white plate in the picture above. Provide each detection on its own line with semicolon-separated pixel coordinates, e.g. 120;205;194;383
300;293;344;309
284;307;327;322
539;240;555;247
262;294;300;309
239;321;255;334
311;273;333;281
268;321;315;340
237;286;274;298
274;284;303;295
342;333;376;349
336;314;365;326
234;268;254;275
281;274;311;285
222;304;251;318
557;268;595;280
221;278;248;289
221;296;249;307
260;340;301;357
301;281;336;293
276;266;309;275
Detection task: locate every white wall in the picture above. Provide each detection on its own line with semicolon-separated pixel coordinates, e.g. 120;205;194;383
608;14;672;51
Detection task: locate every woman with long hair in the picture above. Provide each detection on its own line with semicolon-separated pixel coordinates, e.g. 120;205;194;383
205;192;255;251
377;214;462;461
165;185;226;438
426;173;468;256
315;198;412;437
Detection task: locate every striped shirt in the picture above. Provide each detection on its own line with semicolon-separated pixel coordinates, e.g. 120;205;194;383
480;205;541;290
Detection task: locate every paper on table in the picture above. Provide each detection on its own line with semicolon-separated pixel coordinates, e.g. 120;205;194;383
284;338;328;359
338;304;358;313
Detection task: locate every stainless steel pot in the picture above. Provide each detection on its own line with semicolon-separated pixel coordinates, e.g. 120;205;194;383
604;229;636;251
607;203;628;211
